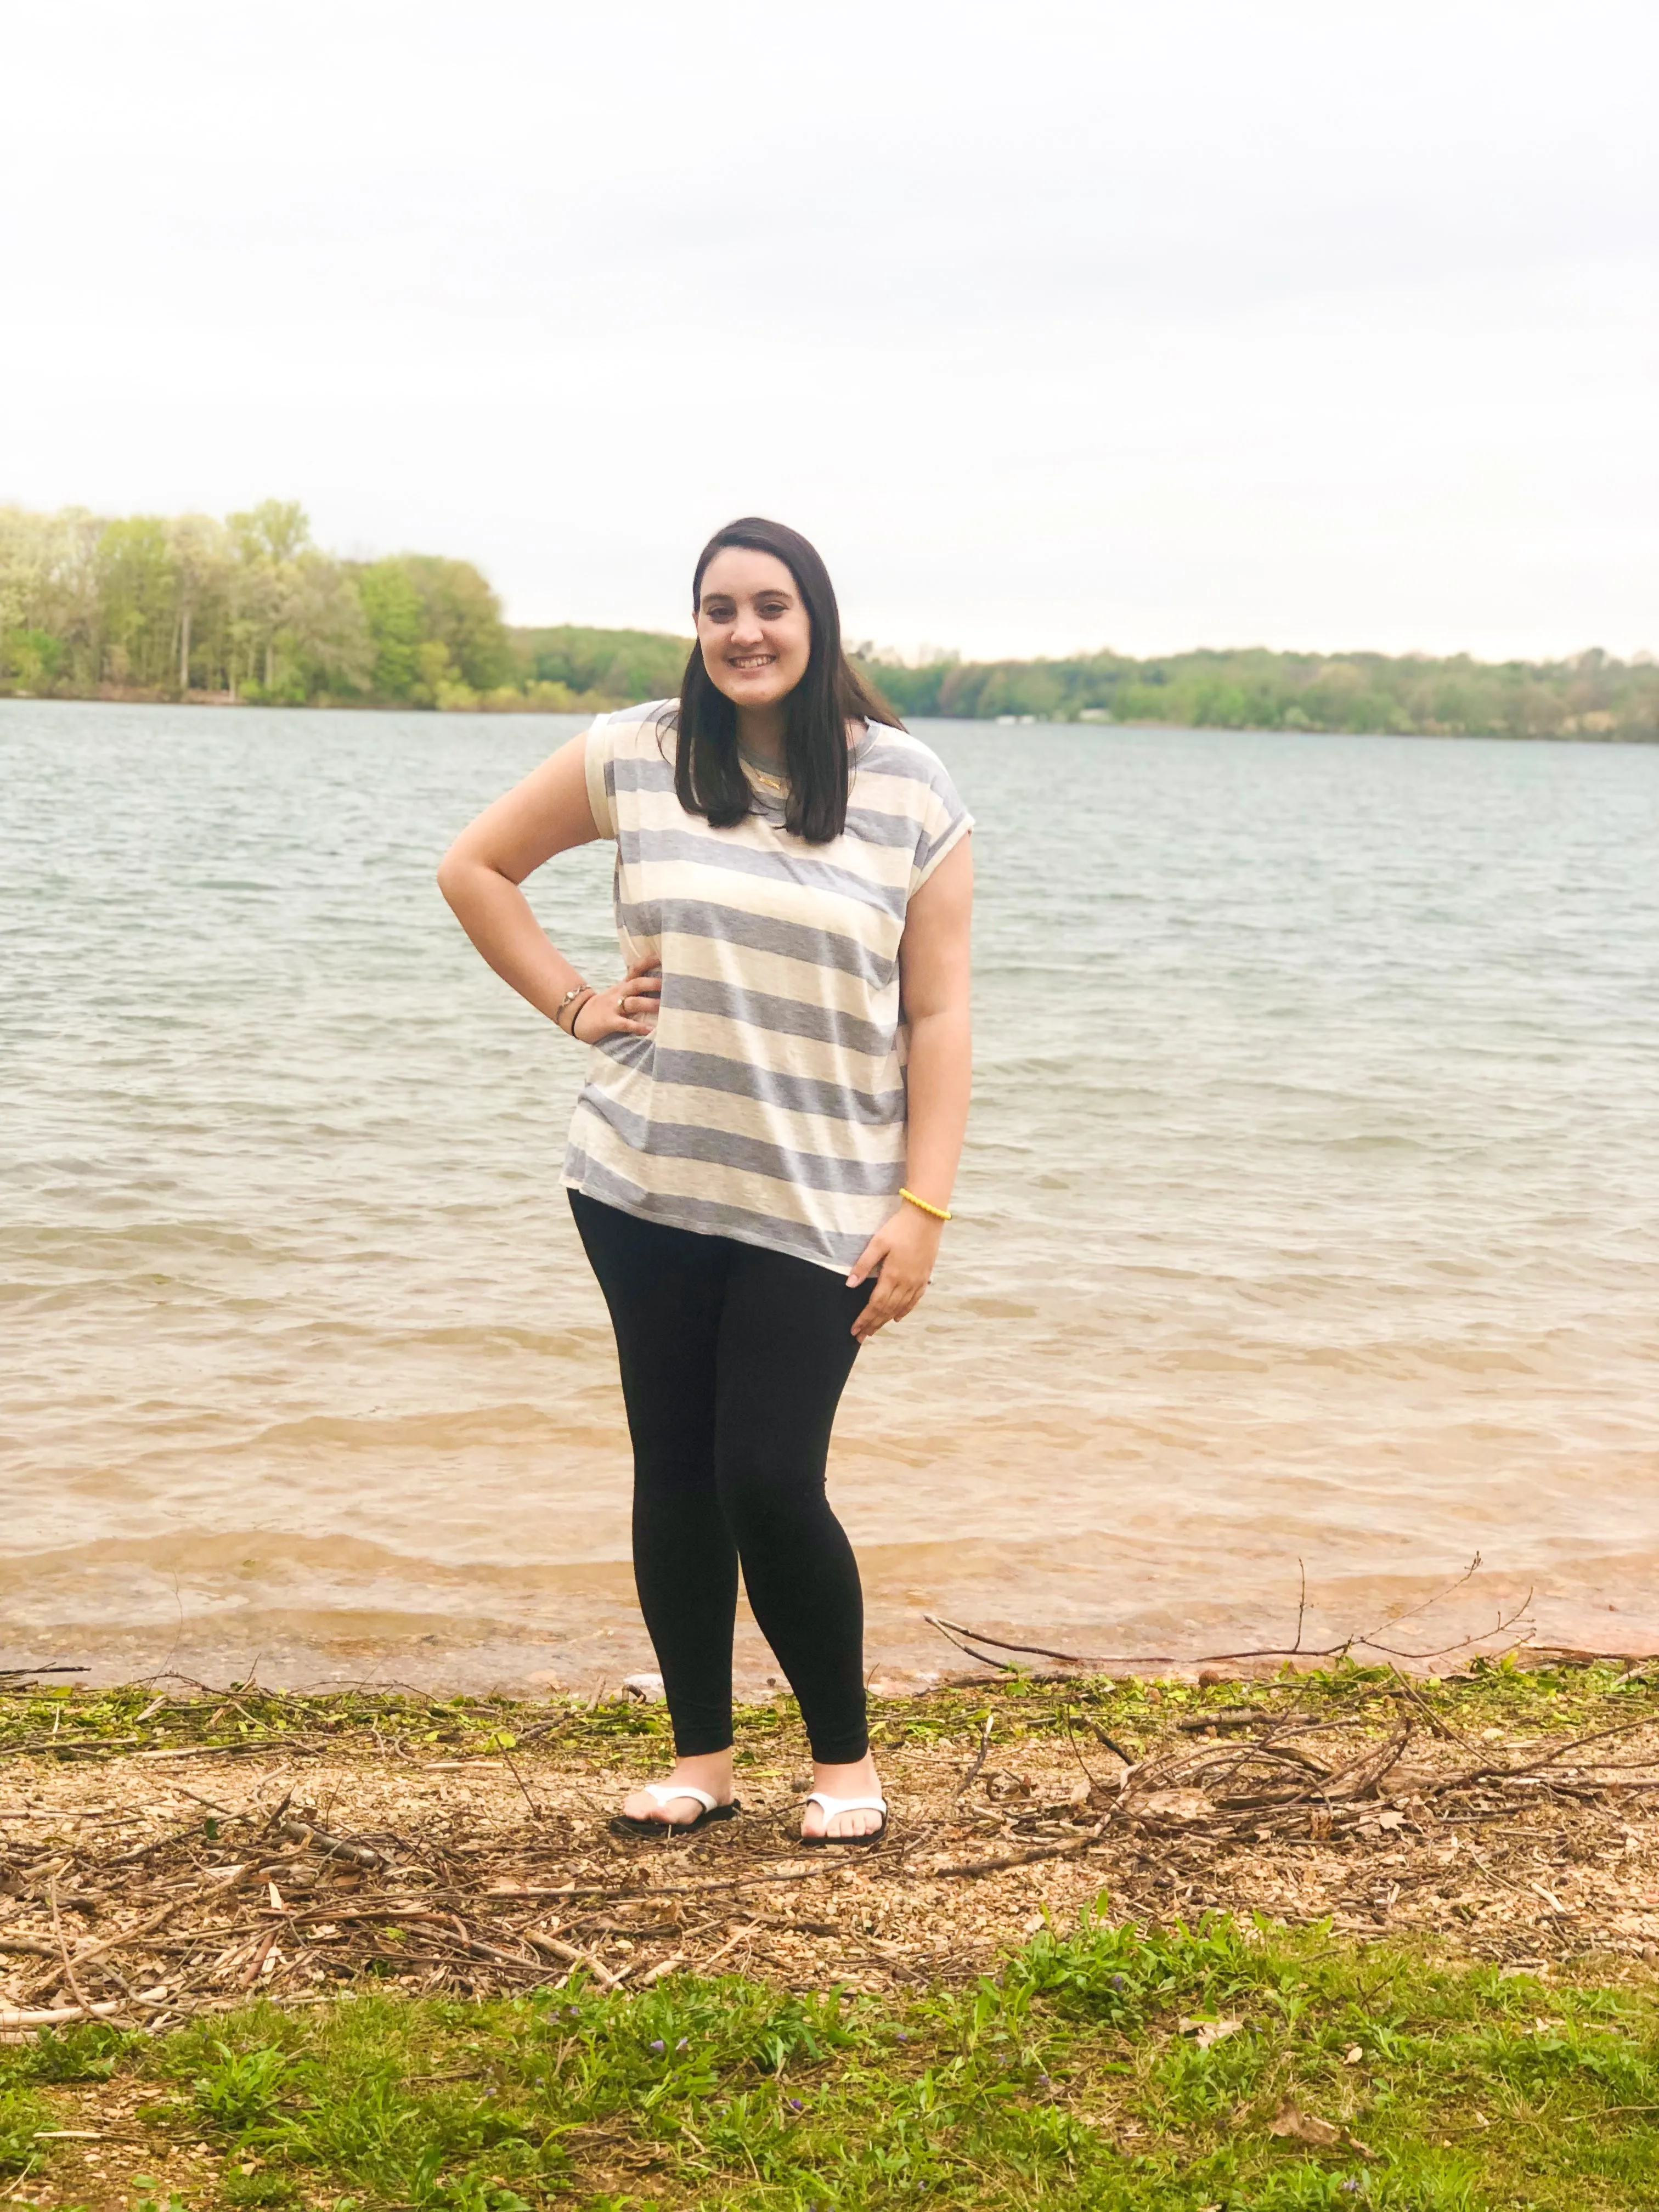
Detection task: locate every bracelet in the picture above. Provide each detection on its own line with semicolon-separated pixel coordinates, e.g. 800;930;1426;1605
899;1186;952;1223
555;986;594;1036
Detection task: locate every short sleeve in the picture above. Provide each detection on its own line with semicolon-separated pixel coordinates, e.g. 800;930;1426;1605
583;713;616;840
910;757;974;895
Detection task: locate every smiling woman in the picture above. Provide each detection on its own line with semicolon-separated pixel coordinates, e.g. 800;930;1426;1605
674;520;895;844
437;517;974;1848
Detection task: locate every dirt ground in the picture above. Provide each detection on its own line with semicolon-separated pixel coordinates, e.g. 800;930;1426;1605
7;1682;1659;2040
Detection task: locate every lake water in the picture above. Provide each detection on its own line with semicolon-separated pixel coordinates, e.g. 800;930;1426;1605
4;701;1657;1692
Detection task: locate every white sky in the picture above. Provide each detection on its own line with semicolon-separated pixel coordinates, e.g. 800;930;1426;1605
3;0;1655;661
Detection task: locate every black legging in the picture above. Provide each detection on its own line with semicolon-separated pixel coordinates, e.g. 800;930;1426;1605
569;1191;873;1764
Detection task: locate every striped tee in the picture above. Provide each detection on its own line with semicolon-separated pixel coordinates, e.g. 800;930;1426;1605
563;701;973;1273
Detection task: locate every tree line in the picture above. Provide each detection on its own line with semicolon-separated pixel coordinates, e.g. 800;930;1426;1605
0;500;689;713
856;644;1659;741
2;500;1652;738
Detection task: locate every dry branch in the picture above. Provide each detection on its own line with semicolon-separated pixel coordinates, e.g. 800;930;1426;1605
926;1556;1552;1678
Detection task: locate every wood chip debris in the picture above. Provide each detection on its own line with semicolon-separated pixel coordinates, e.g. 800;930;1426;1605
3;1692;1659;2035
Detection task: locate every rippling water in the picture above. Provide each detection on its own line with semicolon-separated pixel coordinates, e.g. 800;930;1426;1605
4;701;1657;1690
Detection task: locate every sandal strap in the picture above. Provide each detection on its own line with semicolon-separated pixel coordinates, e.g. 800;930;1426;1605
804;1792;887;1816
640;1783;717;1813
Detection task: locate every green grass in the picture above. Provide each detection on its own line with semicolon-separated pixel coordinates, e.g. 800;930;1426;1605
0;2079;58;2181
8;1912;1659;2209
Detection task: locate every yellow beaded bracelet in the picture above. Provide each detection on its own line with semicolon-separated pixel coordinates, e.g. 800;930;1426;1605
899;1187;953;1223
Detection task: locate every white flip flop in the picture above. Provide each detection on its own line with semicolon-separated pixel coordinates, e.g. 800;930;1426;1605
800;1790;889;1848
612;1784;741;1837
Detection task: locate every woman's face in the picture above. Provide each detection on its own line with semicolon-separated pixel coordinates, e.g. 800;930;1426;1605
695;547;811;711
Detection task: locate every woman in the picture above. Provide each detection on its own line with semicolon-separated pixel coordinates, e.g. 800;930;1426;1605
438;517;973;1844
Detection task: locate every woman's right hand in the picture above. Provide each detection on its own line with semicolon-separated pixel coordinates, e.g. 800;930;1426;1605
569;957;661;1041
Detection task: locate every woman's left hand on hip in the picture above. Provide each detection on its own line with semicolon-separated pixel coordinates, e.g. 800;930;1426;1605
845;1206;944;1341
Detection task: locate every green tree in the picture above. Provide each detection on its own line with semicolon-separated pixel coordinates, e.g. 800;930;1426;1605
275;551;373;699
168;514;234;693
356;560;427;698
229;501;311;693
2;627;65;689
96;516;177;689
397;556;511;691
229;540;283;694
232;499;308;566
514;624;690;703
2;507;106;691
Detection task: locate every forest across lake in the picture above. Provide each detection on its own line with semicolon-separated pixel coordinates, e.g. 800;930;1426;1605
3;497;1655;740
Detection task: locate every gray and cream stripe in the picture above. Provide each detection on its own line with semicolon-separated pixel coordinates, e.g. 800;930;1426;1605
563;701;973;1273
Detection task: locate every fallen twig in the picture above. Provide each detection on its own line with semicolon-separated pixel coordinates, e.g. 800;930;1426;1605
957;1714;996;1799
0;1985;170;2034
276;1815;385;1869
528;1934;622;1989
935;1819;1113;1880
47;1883;97;2018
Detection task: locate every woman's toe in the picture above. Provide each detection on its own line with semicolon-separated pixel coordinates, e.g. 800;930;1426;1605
624;1788;695;1824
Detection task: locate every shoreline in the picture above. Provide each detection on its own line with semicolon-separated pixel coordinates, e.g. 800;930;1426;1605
9;1553;1656;1704
3;689;1656;742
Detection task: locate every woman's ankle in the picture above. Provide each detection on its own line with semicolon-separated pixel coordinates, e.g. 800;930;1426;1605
666;1748;735;1785
811;1752;878;1782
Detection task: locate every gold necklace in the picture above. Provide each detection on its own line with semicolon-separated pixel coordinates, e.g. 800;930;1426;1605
738;747;787;792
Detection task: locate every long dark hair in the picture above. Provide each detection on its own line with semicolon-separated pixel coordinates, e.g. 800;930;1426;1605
673;516;902;845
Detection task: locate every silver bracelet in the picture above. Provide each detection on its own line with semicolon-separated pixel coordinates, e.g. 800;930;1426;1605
555;985;594;1036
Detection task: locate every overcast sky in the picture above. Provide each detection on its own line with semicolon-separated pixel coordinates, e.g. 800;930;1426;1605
3;0;1655;659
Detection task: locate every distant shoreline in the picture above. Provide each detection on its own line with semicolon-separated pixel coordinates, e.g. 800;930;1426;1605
3;687;1654;744
4;499;1655;741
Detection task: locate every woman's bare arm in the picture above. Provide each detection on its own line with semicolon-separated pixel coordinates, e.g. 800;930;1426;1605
436;733;656;1037
846;834;973;1339
896;836;974;1212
